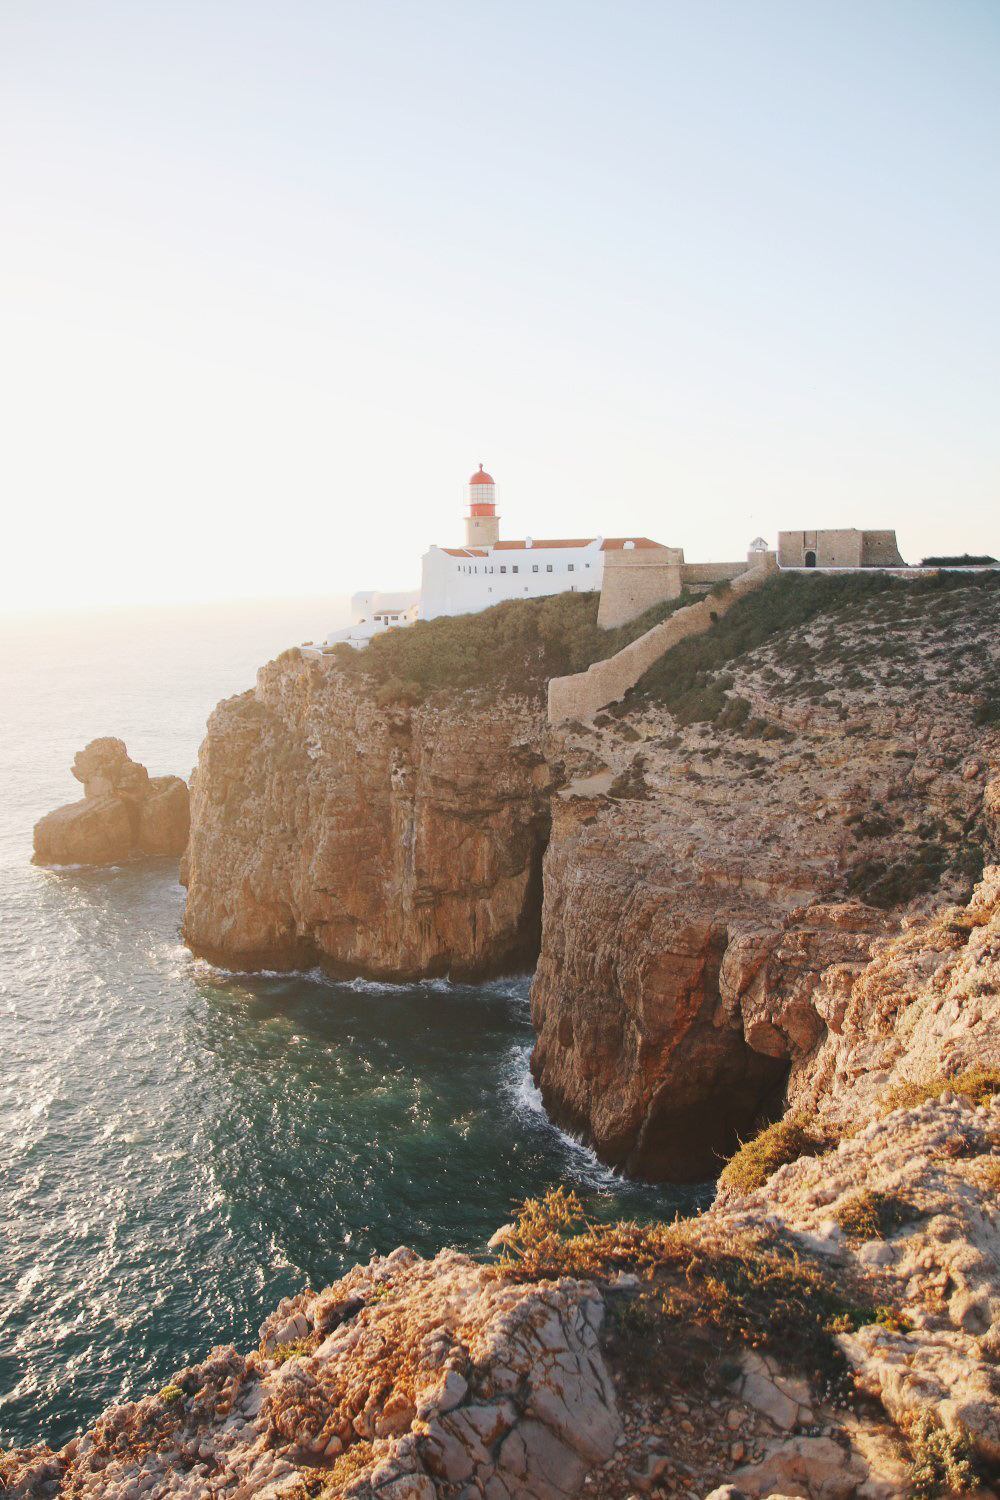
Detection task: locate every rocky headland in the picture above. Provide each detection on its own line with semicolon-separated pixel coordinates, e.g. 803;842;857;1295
9;573;1000;1498
33;739;190;866
4;1084;998;1498
182;573;1000;1177
180;657;554;978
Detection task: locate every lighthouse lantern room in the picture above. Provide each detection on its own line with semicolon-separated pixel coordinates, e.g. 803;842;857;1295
465;464;501;548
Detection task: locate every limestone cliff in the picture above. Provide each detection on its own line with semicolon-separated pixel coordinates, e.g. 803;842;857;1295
181;654;554;979
182;575;1000;1180
33;739;190;866
530;573;1000;1178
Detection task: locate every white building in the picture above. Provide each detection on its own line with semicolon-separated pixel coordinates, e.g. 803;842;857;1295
420;465;663;620
318;464;663;650
323;588;420;651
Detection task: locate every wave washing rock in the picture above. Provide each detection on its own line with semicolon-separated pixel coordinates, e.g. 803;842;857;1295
4;1098;998;1498
181;655;555;979
32;739;189;866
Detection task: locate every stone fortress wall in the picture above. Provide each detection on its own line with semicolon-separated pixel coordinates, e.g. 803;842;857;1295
596;547;752;628
548;553;780;723
554;527;910;724
777;528;905;568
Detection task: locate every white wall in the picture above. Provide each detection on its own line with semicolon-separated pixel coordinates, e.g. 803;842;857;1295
421;540;604;620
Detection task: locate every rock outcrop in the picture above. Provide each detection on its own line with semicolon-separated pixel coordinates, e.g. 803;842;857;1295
0;1246;619;1500
4;1097;998;1498
180;575;1000;1177
531;577;1000;1177
181;655;554;979
33;739;189;865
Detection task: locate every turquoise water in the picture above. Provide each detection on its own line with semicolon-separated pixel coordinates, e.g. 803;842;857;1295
0;600;701;1450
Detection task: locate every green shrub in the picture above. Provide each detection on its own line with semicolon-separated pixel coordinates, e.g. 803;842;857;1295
157;1383;185;1403
329;590;691;701
906;1412;979;1497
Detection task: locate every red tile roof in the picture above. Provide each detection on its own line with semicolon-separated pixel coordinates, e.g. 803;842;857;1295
440;537;663;557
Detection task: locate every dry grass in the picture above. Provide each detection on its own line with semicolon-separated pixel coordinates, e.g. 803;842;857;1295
717;1114;823;1196
491;1188;896;1394
835;1190;914;1241
880;1068;1000;1117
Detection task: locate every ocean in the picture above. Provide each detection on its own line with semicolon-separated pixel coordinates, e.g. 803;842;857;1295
0;598;701;1451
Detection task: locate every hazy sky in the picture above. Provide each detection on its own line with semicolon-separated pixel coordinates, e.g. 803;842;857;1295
2;1;998;612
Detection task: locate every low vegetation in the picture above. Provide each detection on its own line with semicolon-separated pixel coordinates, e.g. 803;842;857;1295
324;589;691;701
834;1189;914;1240
492;1188;901;1395
905;1412;979;1498
632;567;1000;725
717;1114;824;1196
292;1443;376;1498
880;1068;1000;1117
270;1336;319;1365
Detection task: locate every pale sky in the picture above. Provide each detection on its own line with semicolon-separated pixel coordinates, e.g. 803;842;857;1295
1;0;998;612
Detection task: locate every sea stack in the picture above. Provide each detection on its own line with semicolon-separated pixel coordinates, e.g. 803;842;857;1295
32;737;190;866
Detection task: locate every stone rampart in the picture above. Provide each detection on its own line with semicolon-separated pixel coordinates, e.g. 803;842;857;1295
596;548;684;628
548;554;779;723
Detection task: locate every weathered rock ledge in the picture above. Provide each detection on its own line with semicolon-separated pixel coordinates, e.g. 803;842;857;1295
33;739;189;866
4;1097;998;1499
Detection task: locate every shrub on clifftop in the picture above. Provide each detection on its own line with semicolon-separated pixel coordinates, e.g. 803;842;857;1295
327;590;690;700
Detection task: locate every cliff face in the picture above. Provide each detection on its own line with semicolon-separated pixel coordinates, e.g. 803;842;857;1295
531;576;1000;1179
182;577;999;1179
182;655;554;979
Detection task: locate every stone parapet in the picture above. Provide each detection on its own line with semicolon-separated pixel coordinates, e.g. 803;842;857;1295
548;553;779;723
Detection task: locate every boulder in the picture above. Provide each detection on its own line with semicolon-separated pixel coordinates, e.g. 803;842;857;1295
137;776;190;856
32;796;132;866
33;740;189;866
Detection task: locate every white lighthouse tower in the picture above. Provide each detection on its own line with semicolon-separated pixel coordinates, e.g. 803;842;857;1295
464;464;501;548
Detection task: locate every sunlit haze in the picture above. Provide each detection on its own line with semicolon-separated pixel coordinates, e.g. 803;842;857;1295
2;1;998;615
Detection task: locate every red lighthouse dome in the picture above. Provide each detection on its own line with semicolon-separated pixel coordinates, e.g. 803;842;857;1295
464;463;500;546
466;463;497;518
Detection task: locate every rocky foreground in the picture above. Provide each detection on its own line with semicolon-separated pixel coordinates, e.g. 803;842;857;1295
33;739;189;866
4;1087;998;1499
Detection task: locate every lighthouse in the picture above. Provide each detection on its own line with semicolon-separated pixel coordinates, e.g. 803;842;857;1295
464;464;500;548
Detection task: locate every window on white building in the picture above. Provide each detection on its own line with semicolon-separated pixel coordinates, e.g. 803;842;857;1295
500;565;506;573
532;565;538;573
546;564;553;573
568;564;574;572
512;565;518;573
